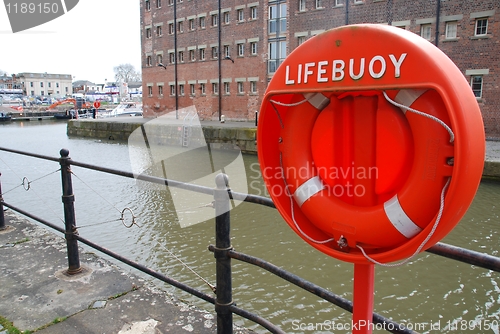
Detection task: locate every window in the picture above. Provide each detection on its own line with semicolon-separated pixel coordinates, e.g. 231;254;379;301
211;14;218;27
298;36;306;45
269;3;287;34
212;82;218;94
146;28;152;38
212;46;218;59
156;0;161;8
145;0;150;11
471;76;483;98
354;0;363;3
250;81;257;94
56;83;59;88
179;84;184;96
156;25;162;36
299;0;305;12
251;42;257;55
40;82;43;87
48;82;51;88
315;0;322;9
223;12;230;24
250;6;257;19
189;50;195;61
189;19;194;30
199;16;206;29
200;48;205;60
157;54;163;64
335;0;343;5
224;45;230;58
237;43;244;56
158;85;163;96
237;82;244;94
445;21;457;39
178;21;183;32
178;51;184;62
237;9;244;21
190;84;195;95
224;82;230;94
475;18;488;36
30;82;33;87
148;86;153;96
170;85;175;95
31;90;35;95
200;83;206;94
420;24;431;40
169;23;174;34
169;52;175;63
147;55;152;66
168;0;173;4
40;91;45;95
268;40;287;73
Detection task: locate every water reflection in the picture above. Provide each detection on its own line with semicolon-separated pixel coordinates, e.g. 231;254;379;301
0;121;500;333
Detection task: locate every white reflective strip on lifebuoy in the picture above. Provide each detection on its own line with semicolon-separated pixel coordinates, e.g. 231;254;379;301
394;89;426;113
293;176;325;207
304;93;330;110
383;195;422;238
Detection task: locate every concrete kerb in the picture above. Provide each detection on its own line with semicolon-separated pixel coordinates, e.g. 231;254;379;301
0;210;251;334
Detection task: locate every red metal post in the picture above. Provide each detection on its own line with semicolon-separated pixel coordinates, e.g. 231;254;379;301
352;263;375;334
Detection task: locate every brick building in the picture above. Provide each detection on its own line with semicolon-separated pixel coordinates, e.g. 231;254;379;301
141;0;499;138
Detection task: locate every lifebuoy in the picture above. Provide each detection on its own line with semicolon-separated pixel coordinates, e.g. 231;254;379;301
257;24;485;264
280;89;453;251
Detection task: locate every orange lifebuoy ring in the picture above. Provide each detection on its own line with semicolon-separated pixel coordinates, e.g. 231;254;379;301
281;89;453;249
258;24;485;264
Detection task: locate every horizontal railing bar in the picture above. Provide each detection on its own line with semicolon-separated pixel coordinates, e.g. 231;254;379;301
228;304;286;334
0;146;276;206
427;242;500;272
3;201;215;305
218;247;417;334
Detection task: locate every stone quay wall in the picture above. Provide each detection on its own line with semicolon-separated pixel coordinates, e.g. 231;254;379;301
66;119;257;154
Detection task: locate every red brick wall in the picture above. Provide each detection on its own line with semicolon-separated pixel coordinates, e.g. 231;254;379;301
141;0;267;121
141;0;500;137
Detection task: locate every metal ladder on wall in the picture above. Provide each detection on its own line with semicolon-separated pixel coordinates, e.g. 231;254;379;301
181;111;197;147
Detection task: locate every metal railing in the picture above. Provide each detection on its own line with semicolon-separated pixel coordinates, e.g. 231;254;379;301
1;146;500;334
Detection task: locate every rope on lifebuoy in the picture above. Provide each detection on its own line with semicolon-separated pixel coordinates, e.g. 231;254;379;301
280;152;336;245
382;91;455;143
357;177;451;266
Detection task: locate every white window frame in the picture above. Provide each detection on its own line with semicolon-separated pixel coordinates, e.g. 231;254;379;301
470;75;483;98
237;43;244;57
250;6;257;19
445;21;457;39
420;24;432;40
250;81;257;94
475;18;488;36
250;42;257;55
237;82;244;94
299;0;305;12
237;9;244;22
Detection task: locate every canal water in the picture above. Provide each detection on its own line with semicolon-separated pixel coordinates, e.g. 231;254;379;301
1;120;500;333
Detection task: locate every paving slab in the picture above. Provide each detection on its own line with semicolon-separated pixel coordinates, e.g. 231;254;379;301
0;211;250;334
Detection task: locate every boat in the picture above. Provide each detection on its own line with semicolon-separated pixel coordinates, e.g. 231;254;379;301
0;112;12;122
100;102;143;118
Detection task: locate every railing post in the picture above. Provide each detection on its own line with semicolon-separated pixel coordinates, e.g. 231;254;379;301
214;173;233;334
0;173;5;230
59;148;82;275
